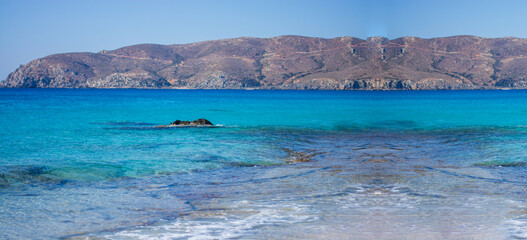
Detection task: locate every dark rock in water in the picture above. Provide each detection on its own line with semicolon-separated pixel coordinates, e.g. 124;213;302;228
283;148;322;163
171;120;190;125
0;165;52;187
187;118;213;126
155;118;213;128
475;160;527;167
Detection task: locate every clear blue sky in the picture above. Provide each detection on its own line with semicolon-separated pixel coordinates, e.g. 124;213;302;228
1;0;527;80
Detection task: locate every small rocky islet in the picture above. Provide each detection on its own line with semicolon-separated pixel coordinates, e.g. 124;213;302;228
155;118;213;128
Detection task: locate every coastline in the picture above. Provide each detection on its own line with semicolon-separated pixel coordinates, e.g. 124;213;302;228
0;85;525;90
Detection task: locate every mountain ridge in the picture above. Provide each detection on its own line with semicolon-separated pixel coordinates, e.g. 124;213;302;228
3;35;527;90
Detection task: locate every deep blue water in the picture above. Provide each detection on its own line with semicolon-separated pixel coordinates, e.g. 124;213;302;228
1;89;527;239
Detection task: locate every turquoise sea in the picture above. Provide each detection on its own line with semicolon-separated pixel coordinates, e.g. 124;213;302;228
1;89;527;239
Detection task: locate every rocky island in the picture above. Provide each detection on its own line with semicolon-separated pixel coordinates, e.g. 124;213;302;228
155;119;213;128
2;35;527;90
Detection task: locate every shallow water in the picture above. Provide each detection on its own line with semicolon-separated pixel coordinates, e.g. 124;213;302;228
1;89;527;239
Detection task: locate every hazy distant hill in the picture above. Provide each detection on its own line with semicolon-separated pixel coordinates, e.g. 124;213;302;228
2;35;527;90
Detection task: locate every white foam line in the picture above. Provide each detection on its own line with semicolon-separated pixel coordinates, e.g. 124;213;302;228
107;202;312;240
507;219;527;239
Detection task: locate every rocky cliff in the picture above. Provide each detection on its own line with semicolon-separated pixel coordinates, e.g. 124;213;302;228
3;35;527;90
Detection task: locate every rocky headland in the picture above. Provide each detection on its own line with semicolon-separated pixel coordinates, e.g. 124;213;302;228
2;35;527;90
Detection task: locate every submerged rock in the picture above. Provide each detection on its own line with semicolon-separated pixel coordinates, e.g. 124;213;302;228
475;160;527;167
155;118;213;128
283;148;322;163
0;165;58;187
